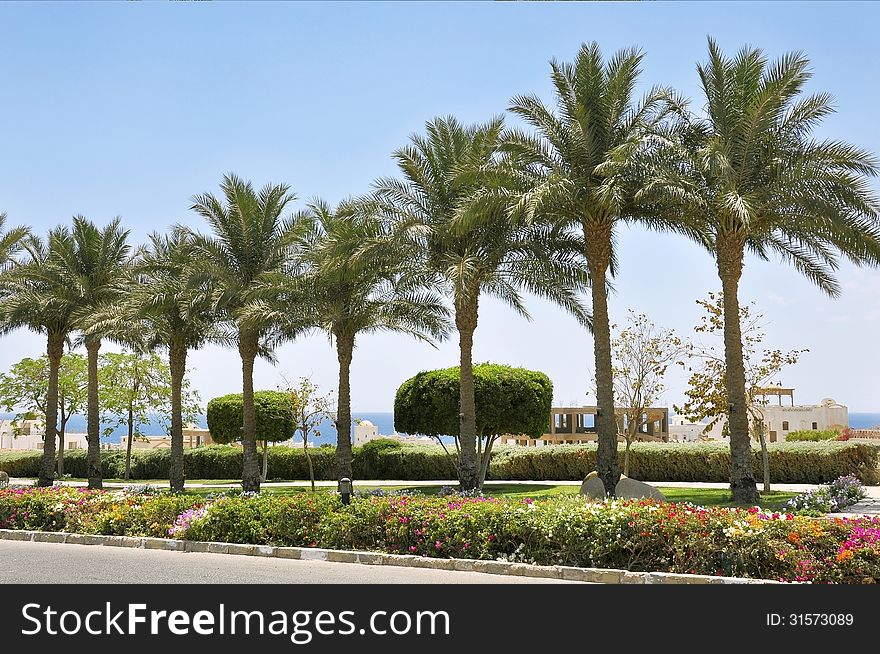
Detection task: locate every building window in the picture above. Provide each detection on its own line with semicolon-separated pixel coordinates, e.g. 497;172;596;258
812;422;818;430
782;421;789;431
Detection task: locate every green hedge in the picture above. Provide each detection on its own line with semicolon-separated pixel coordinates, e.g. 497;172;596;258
1;440;876;484
786;429;839;442
488;442;879;485
0;440;457;481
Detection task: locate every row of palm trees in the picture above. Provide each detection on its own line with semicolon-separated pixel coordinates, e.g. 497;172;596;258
1;38;878;502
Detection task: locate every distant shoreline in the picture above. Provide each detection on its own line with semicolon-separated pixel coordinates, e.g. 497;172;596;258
3;411;880;445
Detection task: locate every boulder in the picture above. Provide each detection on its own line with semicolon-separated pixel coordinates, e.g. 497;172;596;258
584;470;599;481
614;477;665;501
579;475;606;499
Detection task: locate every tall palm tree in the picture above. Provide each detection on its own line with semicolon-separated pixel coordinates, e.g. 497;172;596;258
190;173;304;493
0;231;80;486
0;213;28;269
503;42;687;495
643;39;880;503
377;116;590;490
59;217;132;489
90;228;217;492
294;198;449;482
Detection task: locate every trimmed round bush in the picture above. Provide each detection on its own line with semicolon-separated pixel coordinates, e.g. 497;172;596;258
394;363;553;438
206;390;294;444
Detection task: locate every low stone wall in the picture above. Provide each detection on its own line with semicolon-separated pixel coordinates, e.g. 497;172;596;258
851;429;880;441
0;528;774;585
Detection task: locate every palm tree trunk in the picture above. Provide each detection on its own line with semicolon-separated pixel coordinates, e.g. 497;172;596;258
455;296;479;491
39;332;64;487
335;332;355;482
584;225;620;496
261;440;268;482
85;338;102;490
124;405;134;480
168;341;187;492
717;239;758;504
238;331;261;493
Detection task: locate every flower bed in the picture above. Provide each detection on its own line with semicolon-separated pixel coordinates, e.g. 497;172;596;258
1;486;877;583
785;475;867;516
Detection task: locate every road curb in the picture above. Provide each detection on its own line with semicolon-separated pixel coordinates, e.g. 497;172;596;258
0;528;774;584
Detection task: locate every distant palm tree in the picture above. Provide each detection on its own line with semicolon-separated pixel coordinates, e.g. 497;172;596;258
377;116;590;490
58;217;132;489
0;231;81;486
503;42;686;495
643;39;880;503
91;228;217;492
294;198;449;482
0;213;28;269
190;173;304;493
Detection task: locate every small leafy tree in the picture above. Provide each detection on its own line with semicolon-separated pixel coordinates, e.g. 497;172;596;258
206;390;294;482
283;377;334;492
100;351;200;481
0;353;87;475
608;311;685;476
675;292;806;491
394;363;552;489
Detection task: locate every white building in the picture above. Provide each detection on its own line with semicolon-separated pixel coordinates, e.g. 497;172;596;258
668;415;704;442
670;387;848;443
751;389;847;442
0;418;89;451
353;419;380;445
353;419;434;446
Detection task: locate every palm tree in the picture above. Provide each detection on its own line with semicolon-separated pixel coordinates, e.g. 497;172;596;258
502;42;687;495
190;173;304;493
377;116;590;490
58;217;132;489
0;213;28;269
643;39;880;503
294;198;449;482
0;231;81;486
90;228;216;492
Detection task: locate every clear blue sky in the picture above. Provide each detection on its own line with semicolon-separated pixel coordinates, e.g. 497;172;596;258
1;2;878;412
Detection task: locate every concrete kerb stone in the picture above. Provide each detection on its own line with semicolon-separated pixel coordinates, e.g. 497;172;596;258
0;528;771;584
225;543;257;556
558;566;625;584
31;531;67;544
0;529;34;542
354;551;385;565
274;547;302;560
299;547;330;561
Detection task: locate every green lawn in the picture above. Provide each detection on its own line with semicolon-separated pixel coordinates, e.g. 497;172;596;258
15;477;799;510
186;482;796;510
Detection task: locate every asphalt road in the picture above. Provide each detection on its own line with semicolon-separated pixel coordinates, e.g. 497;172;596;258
0;541;585;584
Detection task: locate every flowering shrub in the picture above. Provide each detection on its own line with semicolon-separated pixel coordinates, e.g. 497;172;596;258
169;506;211;538
354;487;421;498
2;487;878;583
785;475;866;516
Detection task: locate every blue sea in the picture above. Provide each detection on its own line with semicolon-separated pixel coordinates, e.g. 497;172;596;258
0;411;399;446
4;411;880;445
